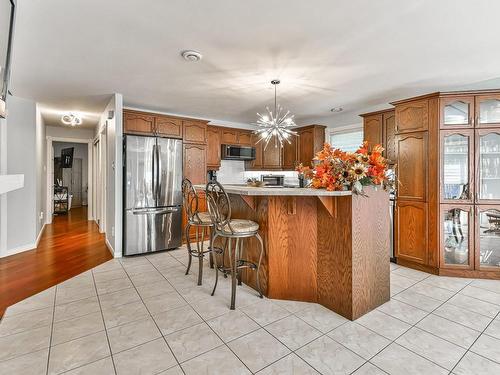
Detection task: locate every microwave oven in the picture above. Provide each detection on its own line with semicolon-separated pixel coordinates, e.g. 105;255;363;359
221;144;256;161
261;174;285;187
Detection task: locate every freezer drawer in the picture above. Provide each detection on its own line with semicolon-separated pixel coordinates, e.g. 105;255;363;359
124;206;182;256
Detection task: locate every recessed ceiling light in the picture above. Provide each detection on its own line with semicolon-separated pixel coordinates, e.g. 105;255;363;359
61;112;82;126
181;50;203;62
330;107;343;113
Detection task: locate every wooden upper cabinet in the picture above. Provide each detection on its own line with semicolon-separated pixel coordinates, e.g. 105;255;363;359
440;96;474;129
363;114;383;148
395;100;429;134
183;121;207;144
297;125;326;167
183;143;207;184
282;136;298;170
395;201;428;264
155;116;182;138
238;131;252;146
206;127;221;170
262;143;282;169
396;131;427;201
383;111;396;162
475;94;500;128
247;134;263;170
221;129;238;144
123;111;155;135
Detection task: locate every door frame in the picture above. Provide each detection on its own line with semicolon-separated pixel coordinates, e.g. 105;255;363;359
46;136;93;224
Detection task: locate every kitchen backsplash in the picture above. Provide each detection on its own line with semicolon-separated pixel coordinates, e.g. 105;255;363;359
216;160;299;186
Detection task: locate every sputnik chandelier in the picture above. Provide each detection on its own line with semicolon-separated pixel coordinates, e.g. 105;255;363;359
253;79;298;149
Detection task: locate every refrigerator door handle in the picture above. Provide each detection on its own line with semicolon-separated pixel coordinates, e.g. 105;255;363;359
151;144;156;202
131;207;180;215
156;142;161;204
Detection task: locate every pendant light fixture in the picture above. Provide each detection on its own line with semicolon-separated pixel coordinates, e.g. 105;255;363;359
253;79;298;149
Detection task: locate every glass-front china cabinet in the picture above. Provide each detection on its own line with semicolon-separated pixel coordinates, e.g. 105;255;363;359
440;93;500;272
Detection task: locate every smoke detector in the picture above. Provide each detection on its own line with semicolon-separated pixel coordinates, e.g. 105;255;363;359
181;50;203;62
330;107;343;113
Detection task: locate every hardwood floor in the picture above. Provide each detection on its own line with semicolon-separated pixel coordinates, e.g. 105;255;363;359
0;207;112;317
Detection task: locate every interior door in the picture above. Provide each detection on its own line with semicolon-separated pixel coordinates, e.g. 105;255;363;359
71;158;83;207
125;135;156;210
156;138;183;207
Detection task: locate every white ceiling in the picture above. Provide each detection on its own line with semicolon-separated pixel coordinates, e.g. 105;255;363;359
9;0;500;129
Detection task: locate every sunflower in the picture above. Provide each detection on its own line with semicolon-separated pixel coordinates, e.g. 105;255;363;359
350;163;368;180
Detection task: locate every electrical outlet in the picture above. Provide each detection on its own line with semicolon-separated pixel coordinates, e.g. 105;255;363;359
111;226;115;236
39;211;44;221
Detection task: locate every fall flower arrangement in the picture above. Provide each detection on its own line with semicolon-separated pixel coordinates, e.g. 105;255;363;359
295;142;393;195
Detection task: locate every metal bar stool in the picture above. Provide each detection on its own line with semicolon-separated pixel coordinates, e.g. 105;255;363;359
205;181;264;310
182;178;214;286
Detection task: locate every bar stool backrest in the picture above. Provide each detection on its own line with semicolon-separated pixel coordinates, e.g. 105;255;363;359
205;181;233;233
182;178;202;223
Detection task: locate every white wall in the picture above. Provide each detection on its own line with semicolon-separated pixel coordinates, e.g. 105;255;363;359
46;125;95;139
35;106;46;236
3;95;39;256
96;94;123;257
53;142;88;205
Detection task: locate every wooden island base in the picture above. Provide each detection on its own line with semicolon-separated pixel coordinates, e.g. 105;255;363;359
216;187;390;320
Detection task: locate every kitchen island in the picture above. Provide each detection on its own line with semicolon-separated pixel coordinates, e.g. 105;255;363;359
201;184;390;320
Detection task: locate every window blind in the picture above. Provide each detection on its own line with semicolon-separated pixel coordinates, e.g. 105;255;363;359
329;129;363;152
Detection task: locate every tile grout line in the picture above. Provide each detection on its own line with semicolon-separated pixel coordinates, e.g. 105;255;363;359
45;287;57;375
90;268;118;375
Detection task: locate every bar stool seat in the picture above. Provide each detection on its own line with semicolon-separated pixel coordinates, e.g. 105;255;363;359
221;219;259;235
192;212;213;226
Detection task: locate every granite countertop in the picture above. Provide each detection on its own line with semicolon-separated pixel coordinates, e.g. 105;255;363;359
194;184;352;196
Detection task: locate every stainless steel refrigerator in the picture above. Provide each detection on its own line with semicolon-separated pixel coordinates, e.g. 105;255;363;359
124;135;183;256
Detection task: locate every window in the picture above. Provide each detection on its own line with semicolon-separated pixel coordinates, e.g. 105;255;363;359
329;128;363;152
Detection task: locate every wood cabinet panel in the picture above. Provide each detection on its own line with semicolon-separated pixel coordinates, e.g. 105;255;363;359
123;111;155;135
155;116;182;138
183;121;207;144
396;132;427;201
220;129;238;144
247;134;263;170
282;136;298;170
183;143;207;184
262;144;282;169
395;100;429;133
383;111;396;162
297;126;325;167
206;127;221;169
238;131;252;145
395;201;428;264
363;114;383;148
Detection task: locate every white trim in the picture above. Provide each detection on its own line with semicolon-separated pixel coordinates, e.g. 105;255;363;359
327;123;363;134
105;237;119;258
1;242;37;258
46;135;93;223
35;223;46;247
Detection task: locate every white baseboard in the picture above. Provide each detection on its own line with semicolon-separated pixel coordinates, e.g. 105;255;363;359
35;224;46;247
105;237;120;258
1;242;36;258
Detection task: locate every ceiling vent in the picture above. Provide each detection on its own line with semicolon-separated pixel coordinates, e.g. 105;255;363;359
181;50;203;62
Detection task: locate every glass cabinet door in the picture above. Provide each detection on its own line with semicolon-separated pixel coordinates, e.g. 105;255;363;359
476;130;500;204
441;205;473;268
476;207;500;270
441;131;473;202
440;97;474;128
476;95;500;127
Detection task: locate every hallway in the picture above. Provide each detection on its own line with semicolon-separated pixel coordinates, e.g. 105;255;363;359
0;207;112;317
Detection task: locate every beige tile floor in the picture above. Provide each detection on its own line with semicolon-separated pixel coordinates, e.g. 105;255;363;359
1;245;500;374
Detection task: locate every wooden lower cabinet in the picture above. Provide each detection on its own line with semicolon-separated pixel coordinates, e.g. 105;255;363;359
395;201;428;264
181;191;209;242
475;205;500;271
440;204;474;270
